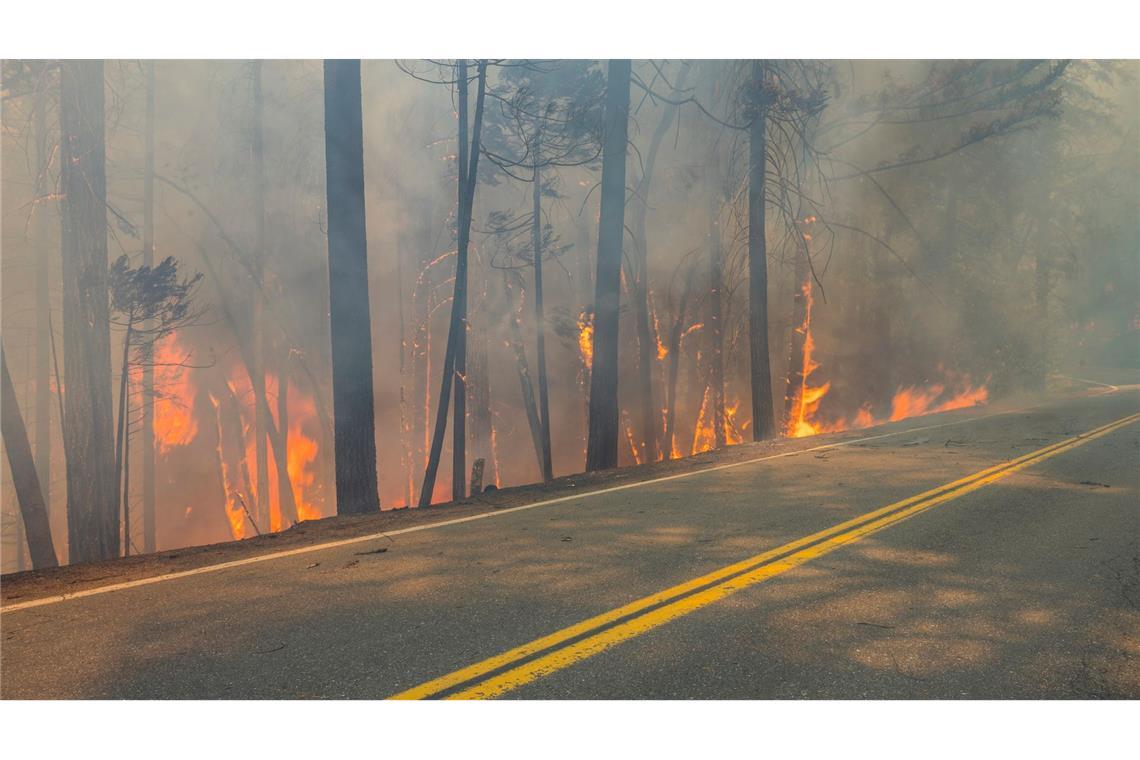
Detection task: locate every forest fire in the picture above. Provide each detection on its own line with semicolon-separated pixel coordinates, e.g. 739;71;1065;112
229;371;325;534
783;281;989;439
690;389;745;454
888;382;989;421
145;331;326;540
6;57;1123;589
783;280;829;438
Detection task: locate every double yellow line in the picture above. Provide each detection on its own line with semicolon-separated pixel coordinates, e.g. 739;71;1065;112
391;411;1139;700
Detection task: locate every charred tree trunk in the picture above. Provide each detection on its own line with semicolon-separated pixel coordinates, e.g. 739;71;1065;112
396;223;414;506
532;156;554;482
467;322;490;474
141;59;157;553
1;343;59;569
276;358;294;520
747;60;776;441
60;60;117;563
323;59;381;515
504;272;546;478
419;60;487;506
213;374;259;535
451;61;487;503
663;283;693;459
121;384;131;556
250;60;271;530
114;323;133;555
585;59;631;473
575;206;594;305
412;199;434;485
630;272;656;463
33;83;53;542
706;190;727;450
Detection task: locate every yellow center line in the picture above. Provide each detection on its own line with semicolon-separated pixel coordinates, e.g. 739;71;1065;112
391;411;1140;700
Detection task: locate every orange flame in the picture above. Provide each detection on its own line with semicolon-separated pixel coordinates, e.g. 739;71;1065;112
724;397;745;445
227;369;325;532
690;386;715;455
783;280;832;438
691;388;745;454
207;390;247;541
622;411;643;465
577;309;594;372
648;293;668;361
153;333;199;453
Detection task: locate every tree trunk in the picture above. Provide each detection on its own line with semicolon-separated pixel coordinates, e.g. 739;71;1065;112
412;198;433;485
114;323;132;556
504;272;545;478
60;60;117;563
33;83;53;543
121;385;131;556
323;59;380;515
250;60;270;529
1;343;59;569
276;357;294;521
396;221;414;506
747;60;776;441
451;61;487;502
141;59;157;553
467;315;492;483
419;60;486;507
532;155;554;482
214;374;259;535
585;59;631;473
663;283;692;459
706;187;727;449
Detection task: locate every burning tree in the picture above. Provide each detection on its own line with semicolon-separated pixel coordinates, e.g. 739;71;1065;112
109;254;204;555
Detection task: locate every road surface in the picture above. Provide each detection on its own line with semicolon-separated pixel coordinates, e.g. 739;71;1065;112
2;378;1138;698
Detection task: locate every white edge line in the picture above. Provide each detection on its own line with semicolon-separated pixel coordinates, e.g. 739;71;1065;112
1053;374;1121;394
0;399;1099;613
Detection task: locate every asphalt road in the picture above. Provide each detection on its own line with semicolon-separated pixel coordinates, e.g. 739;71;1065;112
2;379;1138;699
